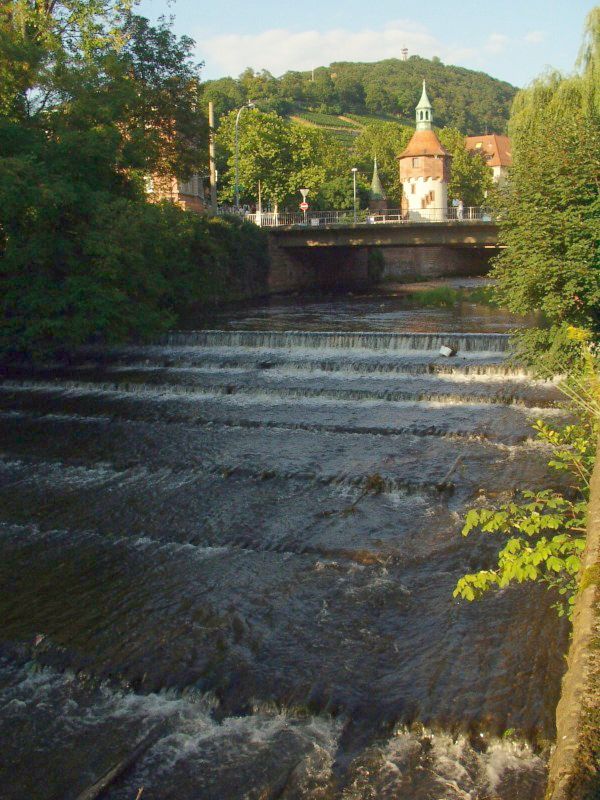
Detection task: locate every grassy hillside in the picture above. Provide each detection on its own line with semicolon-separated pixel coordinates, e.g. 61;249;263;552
201;55;517;135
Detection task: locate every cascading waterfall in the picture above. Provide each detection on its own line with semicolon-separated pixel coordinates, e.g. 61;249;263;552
162;329;511;353
0;300;567;800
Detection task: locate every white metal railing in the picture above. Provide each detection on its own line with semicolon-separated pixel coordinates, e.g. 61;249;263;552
242;207;494;228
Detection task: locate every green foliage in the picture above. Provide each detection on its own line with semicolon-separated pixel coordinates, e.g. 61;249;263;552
202;56;516;134
454;418;596;618
216;109;353;208
438;127;494;207
491;12;600;362
351;122;413;205
0;128;268;358
344;113;405;126
509;325;597;379
0;1;267;360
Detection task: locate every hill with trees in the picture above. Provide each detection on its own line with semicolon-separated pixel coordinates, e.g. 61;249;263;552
201;56;517;135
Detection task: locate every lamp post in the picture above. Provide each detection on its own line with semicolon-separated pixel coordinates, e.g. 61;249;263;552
351;167;358;224
234;101;255;210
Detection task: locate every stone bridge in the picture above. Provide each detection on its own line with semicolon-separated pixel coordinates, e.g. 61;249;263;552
266;221;500;293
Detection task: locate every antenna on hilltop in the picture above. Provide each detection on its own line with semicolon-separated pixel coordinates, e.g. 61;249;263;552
401;47;408;61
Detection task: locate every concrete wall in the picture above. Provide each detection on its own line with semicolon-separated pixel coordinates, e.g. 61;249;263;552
268;240;370;294
381;246;492;281
546;441;600;800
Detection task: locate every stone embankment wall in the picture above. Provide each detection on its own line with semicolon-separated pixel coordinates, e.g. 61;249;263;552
381;246;492;281
546;442;600;800
267;241;491;293
268;240;371;293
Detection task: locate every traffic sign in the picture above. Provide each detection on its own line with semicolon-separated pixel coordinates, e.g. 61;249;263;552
299;201;309;211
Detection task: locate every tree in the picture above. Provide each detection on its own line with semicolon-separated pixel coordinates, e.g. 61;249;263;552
200;77;246;121
216;110;348;209
490;8;600;361
0;0;134;119
438;127;493;207
453;10;600;619
396;87;416;119
334;75;365;111
352;122;412;205
0;3;263;360
364;84;394;115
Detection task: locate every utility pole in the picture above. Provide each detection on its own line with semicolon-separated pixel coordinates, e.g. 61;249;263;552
208;101;218;211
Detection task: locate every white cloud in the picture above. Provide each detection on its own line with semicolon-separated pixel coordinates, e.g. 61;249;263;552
198;21;479;78
485;33;510;54
524;30;546;44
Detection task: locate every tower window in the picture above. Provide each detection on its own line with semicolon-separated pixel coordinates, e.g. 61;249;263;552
419;111;423;120
411;184;416;194
425;111;429;120
412;157;420;168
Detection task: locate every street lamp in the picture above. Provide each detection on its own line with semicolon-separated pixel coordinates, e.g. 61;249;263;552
351;167;358;224
234;101;255;210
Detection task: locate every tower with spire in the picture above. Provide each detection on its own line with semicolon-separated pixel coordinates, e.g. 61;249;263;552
368;157;387;211
397;81;451;221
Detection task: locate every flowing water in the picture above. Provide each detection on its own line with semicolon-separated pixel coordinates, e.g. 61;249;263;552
0;290;568;799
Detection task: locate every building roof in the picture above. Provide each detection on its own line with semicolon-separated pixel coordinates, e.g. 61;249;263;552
399;128;451;159
465;134;512;167
370;157;386;200
416;80;432;111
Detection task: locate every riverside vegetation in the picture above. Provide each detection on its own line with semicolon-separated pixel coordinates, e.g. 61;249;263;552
453;12;599;795
0;1;268;361
453;8;600;613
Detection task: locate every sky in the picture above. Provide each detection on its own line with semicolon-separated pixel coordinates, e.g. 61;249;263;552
137;0;594;88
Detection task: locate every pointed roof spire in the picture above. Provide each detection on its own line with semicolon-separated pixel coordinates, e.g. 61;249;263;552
415;80;433;130
370;157;386;200
417;80;431;109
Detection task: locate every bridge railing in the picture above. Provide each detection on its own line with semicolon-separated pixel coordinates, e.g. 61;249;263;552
244;207;494;228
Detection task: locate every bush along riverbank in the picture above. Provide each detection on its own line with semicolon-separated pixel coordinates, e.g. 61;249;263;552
0;5;269;364
0;197;269;363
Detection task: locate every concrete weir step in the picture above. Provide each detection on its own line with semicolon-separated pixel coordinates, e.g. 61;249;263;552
0;381;567;444
160;330;511;353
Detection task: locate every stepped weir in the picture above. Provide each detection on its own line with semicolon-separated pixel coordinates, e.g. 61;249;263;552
0;297;568;799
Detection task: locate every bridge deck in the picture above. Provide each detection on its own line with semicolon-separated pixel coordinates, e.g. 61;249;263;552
269;221;500;248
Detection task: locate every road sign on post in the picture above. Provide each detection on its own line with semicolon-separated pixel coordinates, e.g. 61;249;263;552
300;200;309;224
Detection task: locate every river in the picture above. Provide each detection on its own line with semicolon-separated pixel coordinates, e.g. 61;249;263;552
0;283;569;799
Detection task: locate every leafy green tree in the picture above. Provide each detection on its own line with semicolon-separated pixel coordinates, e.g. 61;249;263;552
199;77;246;121
351;122;412;205
454;10;600;619
396;87;416;119
0;2;267;360
364;84;394;115
334;75;365;111
216;110;348;209
438;127;493;207
305;71;338;112
491;8;600;359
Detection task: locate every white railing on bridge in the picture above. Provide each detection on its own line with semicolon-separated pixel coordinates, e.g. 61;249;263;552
243;207;493;228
